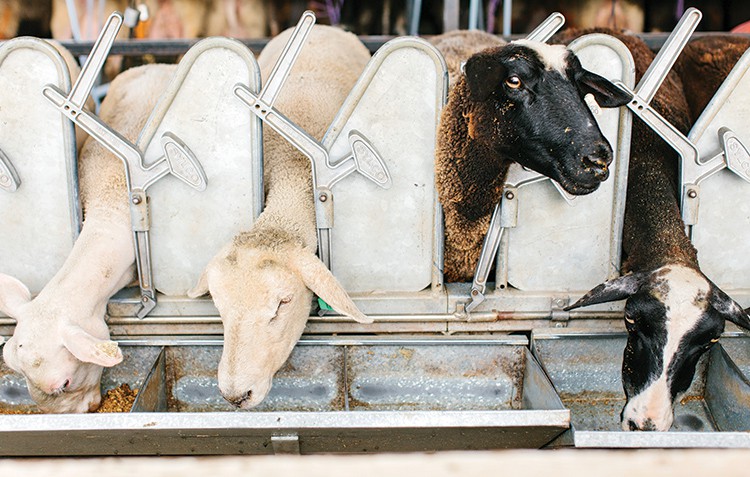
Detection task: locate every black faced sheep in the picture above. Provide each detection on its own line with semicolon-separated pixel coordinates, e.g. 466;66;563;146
561;29;750;431
188;25;372;409
429;30;632;282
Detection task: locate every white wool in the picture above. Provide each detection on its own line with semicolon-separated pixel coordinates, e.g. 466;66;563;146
512;39;569;75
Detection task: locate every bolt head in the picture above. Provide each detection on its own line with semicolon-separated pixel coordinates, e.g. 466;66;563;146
132;196;142;204
687;189;697;199
505;191;515;200
319;193;327;202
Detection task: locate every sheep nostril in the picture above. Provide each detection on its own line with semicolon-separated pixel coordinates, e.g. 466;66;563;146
63;379;70;390
229;390;252;408
583;156;609;179
627;419;639;431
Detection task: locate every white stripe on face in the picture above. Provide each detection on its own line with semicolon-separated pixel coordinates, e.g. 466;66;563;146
621;265;710;431
511;39;569;75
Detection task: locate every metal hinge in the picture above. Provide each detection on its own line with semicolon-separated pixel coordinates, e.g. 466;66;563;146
550;297;570;327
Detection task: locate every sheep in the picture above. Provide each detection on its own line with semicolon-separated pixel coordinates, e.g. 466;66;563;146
204;0;268;38
187;24;372;409
0;63;176;413
673;35;750;125
429;30;632;282
561;29;750;432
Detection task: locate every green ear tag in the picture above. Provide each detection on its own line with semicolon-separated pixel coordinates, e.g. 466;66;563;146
317;297;333;311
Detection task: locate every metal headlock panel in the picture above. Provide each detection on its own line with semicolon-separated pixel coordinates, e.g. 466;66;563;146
324;38;447;302
0;38;80;294
685;48;750;301
139;37;263;298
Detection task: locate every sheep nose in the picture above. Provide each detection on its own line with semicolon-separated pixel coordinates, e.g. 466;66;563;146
583;156;610;180
224;390;253;408
626;418;657;432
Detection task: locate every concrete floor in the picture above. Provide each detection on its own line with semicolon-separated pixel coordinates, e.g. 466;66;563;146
1;449;749;476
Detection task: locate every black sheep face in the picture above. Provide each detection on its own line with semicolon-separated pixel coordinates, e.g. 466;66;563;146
463;40;632;195
566;265;750;431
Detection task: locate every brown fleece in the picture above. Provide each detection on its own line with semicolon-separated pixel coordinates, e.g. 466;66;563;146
430;31;508;282
673;35;750;125
555;28;698;273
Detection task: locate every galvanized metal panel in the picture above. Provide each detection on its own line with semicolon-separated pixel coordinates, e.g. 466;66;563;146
688;49;750;297
501;34;634;292
140;37;263;297
323;38;447;294
0;38;80;294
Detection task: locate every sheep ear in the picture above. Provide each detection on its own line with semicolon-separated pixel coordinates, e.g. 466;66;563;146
0;274;31;321
464;52;507;102
292;250;373;324
710;286;750;331
61;325;123;367
187;268;210;298
574;68;633;108
565;272;649;311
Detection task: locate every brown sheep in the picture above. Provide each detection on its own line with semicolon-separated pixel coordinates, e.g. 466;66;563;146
430;30;632;282
673;35;750;125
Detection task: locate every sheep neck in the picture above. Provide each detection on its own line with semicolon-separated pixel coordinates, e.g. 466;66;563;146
622;127;699;273
34;210;135;323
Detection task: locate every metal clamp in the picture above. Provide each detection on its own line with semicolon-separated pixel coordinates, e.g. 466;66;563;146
233;11;391;269
42;12;208;318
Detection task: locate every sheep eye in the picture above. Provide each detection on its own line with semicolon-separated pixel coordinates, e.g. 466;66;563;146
710;337;720;343
505;75;522;89
624;314;635;325
280;296;292;305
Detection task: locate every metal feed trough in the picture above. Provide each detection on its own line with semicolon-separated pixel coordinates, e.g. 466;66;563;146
1;7;750;454
0;337;568;455
532;329;750;448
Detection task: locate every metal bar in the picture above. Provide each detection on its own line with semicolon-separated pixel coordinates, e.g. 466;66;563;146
408;0;422;35
443;0;459;31
503;0;512;36
468;0;480;30
257;11;315;108
465;203;504;313
636;7;701;103
68;12;122;108
525;12;565;43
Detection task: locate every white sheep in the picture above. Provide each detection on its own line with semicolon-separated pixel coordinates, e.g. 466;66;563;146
0;63;176;413
188;24;372;409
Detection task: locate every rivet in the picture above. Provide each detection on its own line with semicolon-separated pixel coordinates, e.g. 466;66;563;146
319;193;327;202
471;290;478;296
687;189;697;199
505;191;515;200
132;195;142;205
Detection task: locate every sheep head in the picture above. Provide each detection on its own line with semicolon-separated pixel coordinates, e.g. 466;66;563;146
0;274;123;413
460;40;632;196
189;238;371;409
566;264;750;431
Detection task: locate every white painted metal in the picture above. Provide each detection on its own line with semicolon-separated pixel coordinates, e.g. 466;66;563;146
687;49;750;296
324;38;447;293
501;35;635;292
142;38;263;297
0;38;79;294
